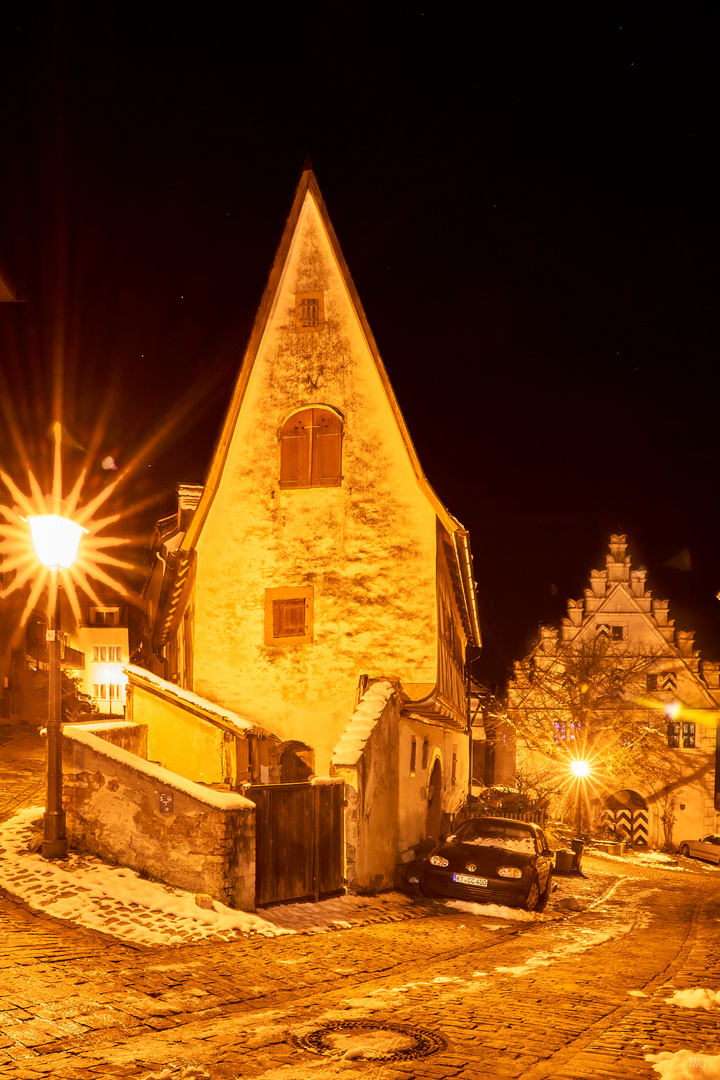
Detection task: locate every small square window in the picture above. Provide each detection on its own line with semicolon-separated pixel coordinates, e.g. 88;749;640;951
646;674;658;692
295;292;325;332
612;626;624;641
264;587;314;645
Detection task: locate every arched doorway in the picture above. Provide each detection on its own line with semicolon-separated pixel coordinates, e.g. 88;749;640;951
426;759;443;839
603;789;649;846
280;742;314;782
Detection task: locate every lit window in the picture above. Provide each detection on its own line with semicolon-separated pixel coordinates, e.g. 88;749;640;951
93;683;99;698
91;646;99;662
264;587;314;645
99;646;107;662
279;407;343;489
109;684;115;700
667;722;680;748
295;291;325;332
99;684;107;699
682;722;696;749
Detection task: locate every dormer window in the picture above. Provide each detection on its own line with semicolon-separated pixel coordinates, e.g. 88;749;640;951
89;607;119;626
279;407;342;489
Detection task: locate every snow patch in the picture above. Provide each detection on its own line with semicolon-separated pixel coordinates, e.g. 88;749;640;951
495;923;634;977
444;899;543;922
665;988;720;1010
647;1050;720;1078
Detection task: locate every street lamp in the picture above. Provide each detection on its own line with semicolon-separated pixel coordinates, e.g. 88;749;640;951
570;758;590;841
28;513;85;859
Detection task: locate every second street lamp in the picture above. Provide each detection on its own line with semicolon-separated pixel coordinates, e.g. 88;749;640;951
28;513;85;860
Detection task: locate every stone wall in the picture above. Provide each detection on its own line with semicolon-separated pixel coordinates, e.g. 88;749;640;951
66;720;148;758
62;728;256;910
333;693;399;893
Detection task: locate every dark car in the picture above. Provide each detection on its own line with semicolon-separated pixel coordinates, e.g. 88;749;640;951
420;816;554;911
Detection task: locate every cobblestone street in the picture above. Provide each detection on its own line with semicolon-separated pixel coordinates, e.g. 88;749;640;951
2;729;719;1080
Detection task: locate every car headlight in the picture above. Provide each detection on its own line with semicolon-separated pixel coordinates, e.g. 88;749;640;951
429;855;449;867
498;867;523;879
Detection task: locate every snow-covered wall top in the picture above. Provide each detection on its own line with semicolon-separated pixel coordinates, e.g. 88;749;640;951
331;681;395;767
64;726;255;810
126;664;264;736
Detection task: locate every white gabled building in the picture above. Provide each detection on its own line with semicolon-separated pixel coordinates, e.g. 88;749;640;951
508;535;720;848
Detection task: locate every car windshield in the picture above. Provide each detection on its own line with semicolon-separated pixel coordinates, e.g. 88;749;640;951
451;819;537;854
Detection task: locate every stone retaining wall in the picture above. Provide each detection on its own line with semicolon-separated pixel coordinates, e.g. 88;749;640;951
62;727;256;910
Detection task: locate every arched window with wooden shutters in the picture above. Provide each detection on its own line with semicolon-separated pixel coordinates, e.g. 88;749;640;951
279;406;343;488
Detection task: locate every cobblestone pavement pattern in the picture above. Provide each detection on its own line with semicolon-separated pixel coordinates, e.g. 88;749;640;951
1;727;719;1079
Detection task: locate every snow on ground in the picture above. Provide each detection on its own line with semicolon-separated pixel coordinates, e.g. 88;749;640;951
494;923;635;977
665;988;720;1010
647;1050;720;1078
587;849;692;873
0;807;416;945
444;898;545;922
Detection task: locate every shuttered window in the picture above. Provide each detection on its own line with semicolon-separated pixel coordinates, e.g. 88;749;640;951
264;586;314;645
279;407;342;489
273;599;306;638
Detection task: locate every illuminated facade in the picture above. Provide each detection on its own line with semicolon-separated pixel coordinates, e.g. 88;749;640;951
508;535;720;846
141;166;481;879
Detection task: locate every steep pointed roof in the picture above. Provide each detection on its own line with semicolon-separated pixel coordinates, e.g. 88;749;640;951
180;166;480;645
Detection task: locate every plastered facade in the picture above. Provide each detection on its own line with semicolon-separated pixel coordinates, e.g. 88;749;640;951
191;193;446;772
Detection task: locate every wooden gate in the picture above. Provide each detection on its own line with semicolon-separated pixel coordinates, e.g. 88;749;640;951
248;781;345;907
603;789;649;846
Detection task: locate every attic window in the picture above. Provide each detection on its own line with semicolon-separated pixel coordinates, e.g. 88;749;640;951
646;674;658;692
89;607;119;626
596;624;625;641
295;292;324;332
264;587;314;646
279;407;342;489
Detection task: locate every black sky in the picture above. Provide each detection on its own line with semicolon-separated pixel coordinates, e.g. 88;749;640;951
0;5;717;686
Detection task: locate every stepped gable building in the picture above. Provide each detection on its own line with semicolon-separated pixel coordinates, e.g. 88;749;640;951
508;535;720;847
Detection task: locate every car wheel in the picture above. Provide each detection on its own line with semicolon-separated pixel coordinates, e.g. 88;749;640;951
419;878;436;899
525;878;540;912
536;870;552;912
679;844;690;857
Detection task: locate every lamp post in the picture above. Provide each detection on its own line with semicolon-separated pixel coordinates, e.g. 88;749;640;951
570;758;590;840
28;513;85;859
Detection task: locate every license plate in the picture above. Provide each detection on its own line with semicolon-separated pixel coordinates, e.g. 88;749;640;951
453;873;488;887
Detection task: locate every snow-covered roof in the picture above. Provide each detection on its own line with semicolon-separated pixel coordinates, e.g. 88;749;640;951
64;726;255;810
126;664;268;737
331;681;395;767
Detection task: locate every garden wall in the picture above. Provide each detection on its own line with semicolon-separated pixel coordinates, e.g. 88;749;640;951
62;726;256;909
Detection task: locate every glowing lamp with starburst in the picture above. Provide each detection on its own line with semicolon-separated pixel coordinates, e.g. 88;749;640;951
28;514;86;572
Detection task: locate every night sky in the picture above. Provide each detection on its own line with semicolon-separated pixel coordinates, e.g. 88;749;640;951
0;6;717;687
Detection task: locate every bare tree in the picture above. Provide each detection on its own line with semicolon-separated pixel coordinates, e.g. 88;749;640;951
508;634;682;796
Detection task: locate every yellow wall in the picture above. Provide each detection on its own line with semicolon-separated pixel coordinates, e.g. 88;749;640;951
134;684;230;785
193;193;439;772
